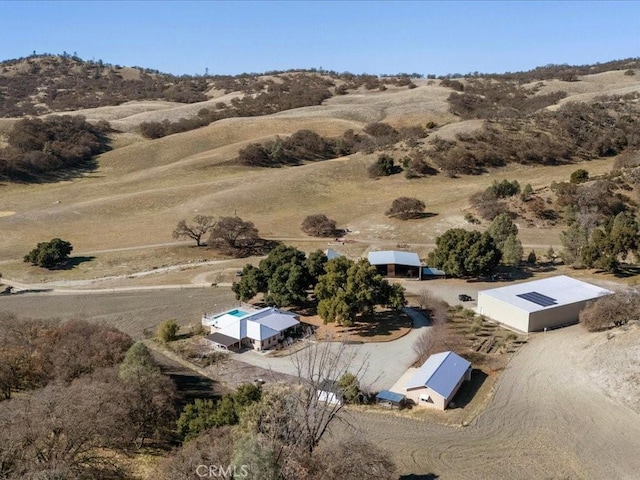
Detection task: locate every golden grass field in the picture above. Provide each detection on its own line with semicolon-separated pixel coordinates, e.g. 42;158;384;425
1;70;639;284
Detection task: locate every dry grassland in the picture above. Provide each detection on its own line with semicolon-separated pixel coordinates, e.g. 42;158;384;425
0;78;631;282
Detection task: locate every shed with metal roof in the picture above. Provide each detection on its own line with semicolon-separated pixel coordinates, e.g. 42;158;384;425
477;275;613;332
404;351;472;410
367;250;422;279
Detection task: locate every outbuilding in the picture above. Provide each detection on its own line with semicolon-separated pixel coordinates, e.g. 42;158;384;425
317;379;343;406
405;351;472;410
368;250;422;279
477;275;613;333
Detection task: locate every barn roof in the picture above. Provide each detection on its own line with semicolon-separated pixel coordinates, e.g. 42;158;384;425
405;351;471;398
478;275;613;313
368;250;421;267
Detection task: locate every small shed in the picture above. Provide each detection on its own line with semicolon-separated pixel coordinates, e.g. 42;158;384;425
317;379;343;406
368;250;422;279
405;351;471;410
324;248;342;260
376;390;406;408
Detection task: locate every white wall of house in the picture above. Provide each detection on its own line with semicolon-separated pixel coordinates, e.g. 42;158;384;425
405;386;446;410
317;390;342;406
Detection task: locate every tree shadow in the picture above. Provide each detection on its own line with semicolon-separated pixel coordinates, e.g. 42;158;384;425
342;310;411;338
448;368;488;409
399;474;439;480
613;264;640;278
51;256;95;270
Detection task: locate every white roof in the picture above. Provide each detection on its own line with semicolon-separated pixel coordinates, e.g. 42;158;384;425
368;250;421;267
215;307;299;342
479;275;613;313
405;351;471;398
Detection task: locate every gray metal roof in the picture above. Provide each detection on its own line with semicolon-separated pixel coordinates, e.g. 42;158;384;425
376;390;405;403
368;250;421;267
205;332;239;347
422;267;446;276
478;275;613;313
405;351;471;398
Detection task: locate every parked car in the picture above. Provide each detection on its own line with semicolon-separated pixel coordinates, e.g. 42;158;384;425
458;294;472;302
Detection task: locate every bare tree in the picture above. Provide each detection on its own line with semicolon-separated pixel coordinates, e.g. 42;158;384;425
172;215;216;247
208;216;260;254
239;340;370;467
580;290;640;332
412;291;449;363
301;214;338;237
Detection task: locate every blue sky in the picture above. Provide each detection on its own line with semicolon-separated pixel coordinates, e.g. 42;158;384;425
2;1;638;76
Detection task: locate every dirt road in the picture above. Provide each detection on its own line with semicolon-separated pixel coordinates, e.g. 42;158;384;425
337;324;640;479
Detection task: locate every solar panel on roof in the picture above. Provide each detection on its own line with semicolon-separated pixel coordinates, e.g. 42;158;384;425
516;291;558;307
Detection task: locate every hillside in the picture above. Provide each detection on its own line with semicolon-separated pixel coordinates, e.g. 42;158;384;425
1;56;640;282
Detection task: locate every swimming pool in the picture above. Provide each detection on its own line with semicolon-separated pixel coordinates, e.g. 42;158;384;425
226;309;249;318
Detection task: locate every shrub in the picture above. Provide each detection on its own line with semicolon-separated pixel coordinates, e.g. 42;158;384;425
157;320;179;342
487;179;521;198
367;154;399;178
570;168;589;184
24;238;73;268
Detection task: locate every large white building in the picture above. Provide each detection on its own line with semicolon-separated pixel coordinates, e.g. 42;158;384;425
477;275;613;332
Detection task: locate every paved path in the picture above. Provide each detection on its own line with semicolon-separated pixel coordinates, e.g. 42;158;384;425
231;307;430;391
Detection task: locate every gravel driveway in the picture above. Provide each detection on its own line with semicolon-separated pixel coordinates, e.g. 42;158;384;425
232;307;430;391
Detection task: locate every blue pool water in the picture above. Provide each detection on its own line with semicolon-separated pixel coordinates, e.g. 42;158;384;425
227;309;248;317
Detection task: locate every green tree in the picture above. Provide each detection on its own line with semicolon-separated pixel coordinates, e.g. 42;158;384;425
521;183;533;201
527;250;537;264
306;249;328;285
488;213;518;251
23;238;73;268
502;234;523;266
260;245;311;307
367;154;398;178
119;342;176;448
428;229;501;278
232;264;266;302
157;319;179;343
560;221;590;267
338;372;360;404
315;258;405;326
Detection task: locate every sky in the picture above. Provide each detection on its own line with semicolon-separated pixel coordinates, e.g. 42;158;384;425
2;1;639;76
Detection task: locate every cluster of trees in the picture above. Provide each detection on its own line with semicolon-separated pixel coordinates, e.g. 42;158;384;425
155;341;396;479
428;229;502;278
551;173;640;272
23;237;73;268
0;317;178;478
232;245;406;325
367;153;401;178
233;245;327;307
470;179;522;220
173;215;265;256
315;257;406;326
430;96;640;176
0;115;110;181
